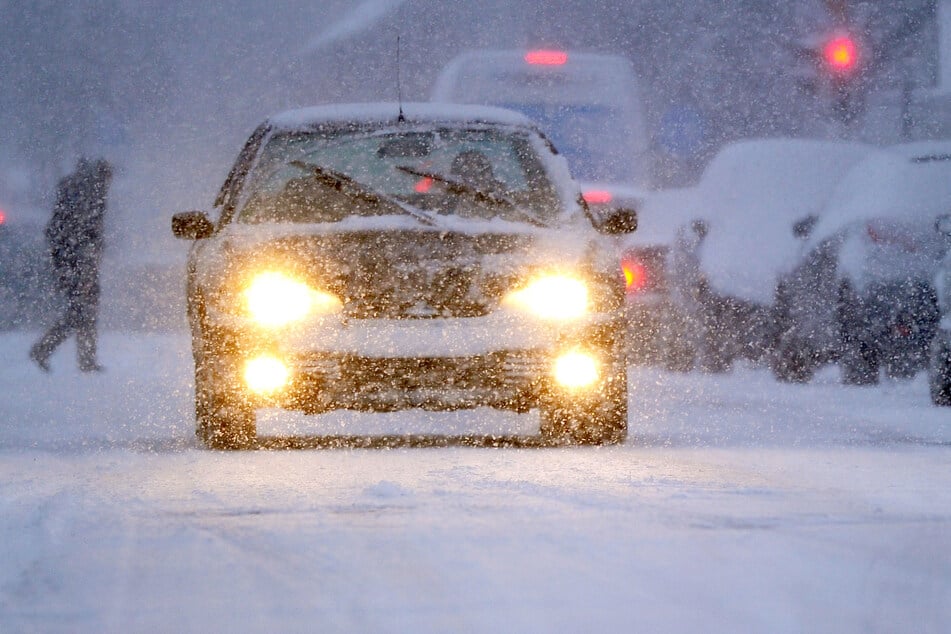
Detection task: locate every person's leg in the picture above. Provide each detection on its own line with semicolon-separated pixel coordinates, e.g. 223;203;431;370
30;303;78;370
76;282;101;371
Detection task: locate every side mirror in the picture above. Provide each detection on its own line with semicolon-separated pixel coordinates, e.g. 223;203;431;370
793;215;818;240
936;214;951;236
172;211;214;240
594;207;638;235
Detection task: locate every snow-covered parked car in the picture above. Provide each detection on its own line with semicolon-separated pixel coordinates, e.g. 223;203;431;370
773;144;951;385
629;138;873;371
929;214;951;406
171;103;638;449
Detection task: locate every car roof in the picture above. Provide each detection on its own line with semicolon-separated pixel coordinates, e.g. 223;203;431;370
811;145;951;244
635;138;874;304
266;102;538;132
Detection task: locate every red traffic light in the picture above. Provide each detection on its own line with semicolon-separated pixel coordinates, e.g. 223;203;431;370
823;36;858;73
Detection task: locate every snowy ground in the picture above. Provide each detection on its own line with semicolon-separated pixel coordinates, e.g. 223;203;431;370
1;331;949;633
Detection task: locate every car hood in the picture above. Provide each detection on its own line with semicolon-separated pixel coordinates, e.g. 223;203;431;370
196;218;598;319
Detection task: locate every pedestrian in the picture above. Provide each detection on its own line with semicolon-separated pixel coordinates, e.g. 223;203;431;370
30;157;112;372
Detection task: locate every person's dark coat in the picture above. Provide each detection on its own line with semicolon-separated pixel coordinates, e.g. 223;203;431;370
45;159;110;295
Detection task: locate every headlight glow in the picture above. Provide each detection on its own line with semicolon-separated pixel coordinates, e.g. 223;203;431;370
244;355;290;394
243;271;341;327
504;275;589;320
553;350;600;388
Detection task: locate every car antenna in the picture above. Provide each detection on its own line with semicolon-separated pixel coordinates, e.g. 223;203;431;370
396;34;405;123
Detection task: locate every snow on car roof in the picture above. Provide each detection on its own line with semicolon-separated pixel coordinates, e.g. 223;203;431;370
811;143;951;245
636;138;874;303
267;102;537;131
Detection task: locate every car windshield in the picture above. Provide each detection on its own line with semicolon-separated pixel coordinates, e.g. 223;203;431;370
235;126;560;224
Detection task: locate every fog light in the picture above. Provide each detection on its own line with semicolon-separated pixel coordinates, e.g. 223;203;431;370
553;351;599;388
244;355;290;395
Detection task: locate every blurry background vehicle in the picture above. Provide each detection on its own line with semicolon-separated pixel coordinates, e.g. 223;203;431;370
929;213;951;405
431;49;651;207
774;142;951;384
626;138;873;370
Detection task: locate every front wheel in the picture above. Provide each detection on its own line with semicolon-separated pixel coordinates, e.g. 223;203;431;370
771;340;816;384
193;332;257;450
539;364;628;446
837;280;879;386
840;339;880;386
195;375;256;450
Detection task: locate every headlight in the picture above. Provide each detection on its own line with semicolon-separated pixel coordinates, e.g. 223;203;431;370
243;271;341;327
503;274;589;320
244;354;290;394
553;350;600;388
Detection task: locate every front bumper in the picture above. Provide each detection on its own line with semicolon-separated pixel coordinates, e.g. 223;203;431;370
201;312;623;412
282;349;547;412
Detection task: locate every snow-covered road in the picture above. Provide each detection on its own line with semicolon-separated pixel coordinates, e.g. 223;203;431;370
1;332;949;632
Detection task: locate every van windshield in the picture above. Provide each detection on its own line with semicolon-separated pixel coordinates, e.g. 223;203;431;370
496;103;639;183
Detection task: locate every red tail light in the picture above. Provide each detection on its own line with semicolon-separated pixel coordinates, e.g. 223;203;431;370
621;259;648;293
582;190;613;205
0;209;6;225
525;50;568;66
414;176;434;193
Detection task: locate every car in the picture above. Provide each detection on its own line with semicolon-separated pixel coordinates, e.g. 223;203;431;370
773;144;951;384
0;215;56;330
929;214;951;406
627;138;873;371
171;103;638;449
430;49;652;207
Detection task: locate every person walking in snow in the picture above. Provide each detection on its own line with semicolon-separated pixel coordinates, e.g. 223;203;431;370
30;157;113;372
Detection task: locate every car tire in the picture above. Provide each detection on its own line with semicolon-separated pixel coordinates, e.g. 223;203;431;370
837;280;879;386
884;357;919;380
192;318;256;450
663;339;695;373
539;364;628;446
698;342;732;374
195;363;256;450
840;340;880;386
771;341;815;383
929;338;951;407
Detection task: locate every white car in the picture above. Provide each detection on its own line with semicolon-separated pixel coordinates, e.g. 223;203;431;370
171;103;637;449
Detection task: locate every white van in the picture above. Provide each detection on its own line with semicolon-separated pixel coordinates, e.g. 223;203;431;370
431;49;651;195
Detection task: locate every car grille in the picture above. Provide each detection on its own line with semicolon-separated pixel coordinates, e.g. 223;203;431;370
289;350;546;410
296;351;544;391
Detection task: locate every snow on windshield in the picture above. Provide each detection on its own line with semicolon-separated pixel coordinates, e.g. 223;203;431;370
237;126;561;224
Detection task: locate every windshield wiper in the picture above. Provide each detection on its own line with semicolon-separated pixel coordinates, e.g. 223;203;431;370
395;165;549;228
290;160;440;227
